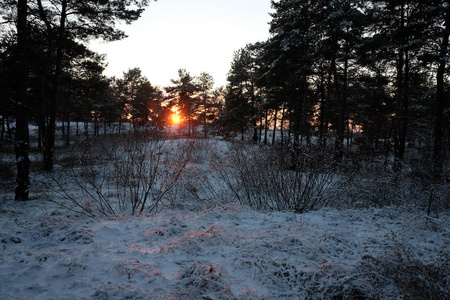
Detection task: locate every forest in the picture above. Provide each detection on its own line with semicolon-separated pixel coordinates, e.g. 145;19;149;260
1;0;449;201
1;0;449;202
0;1;449;298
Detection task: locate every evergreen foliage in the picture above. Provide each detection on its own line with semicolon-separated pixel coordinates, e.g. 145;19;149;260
223;0;449;177
0;0;449;200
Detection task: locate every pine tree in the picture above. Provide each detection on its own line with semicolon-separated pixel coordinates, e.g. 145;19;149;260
117;68;147;127
316;0;365;159
265;0;323;147
224;45;262;142
132;81;164;128
196;72;215;139
419;1;450;178
365;1;429;169
31;0;151;170
166;69;198;137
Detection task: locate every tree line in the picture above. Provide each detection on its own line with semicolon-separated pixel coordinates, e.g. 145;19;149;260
1;0;449;201
1;0;154;200
0;1;230;201
223;0;449;177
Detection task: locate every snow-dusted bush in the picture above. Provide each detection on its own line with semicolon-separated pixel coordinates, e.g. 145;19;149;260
253;258;379;299
175;262;236;299
343;156;450;212
361;242;450;299
111;135;193;214
50;133;194;216
214;142;344;212
166;139;239;210
248;233;449;299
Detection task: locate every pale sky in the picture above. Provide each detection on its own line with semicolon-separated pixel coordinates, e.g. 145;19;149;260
89;0;273;88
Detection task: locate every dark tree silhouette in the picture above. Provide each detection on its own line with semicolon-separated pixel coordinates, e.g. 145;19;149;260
33;0;151;170
14;0;30;201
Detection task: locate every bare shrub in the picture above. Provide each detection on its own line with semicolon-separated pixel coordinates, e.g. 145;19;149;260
345;174;418;208
361;242;450;300
212;143;271;209
253;258;378;299
253;239;449;300
167;139;239;210
175;262;236;300
113;136;193;214
342;157;450;212
214;142;344;212
174;164;225;210
188;138;215;164
49;134;194;217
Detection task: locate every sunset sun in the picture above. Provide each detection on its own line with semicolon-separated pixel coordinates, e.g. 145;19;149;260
172;115;181;124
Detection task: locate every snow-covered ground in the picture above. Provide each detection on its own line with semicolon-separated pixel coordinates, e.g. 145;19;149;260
1;132;449;299
1;198;448;299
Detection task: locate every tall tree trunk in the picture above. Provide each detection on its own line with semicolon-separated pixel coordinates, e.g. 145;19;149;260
84;120;89;140
272;108;277;146
318;62;327;149
263;109;268;145
259;115;263;143
37;114;43;150
331;56;344;161
301;75;310;144
252;102;258;144
288;107;293;148
43;0;67;170
393;45;404;165
0;116;5;150
187;98;192;138
203;97;208;139
400;51;409;158
65;113;70;147
94;114;99;136
14;0;30;201
292;88;302;148
393;3;409;172
204;109;207;139
6;116;13;140
61;118;65;140
325;59;335;151
280;105;285;148
341;41;349;151
434;8;450;178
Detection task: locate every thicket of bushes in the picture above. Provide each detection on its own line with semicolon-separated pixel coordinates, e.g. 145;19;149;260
30;133;448;218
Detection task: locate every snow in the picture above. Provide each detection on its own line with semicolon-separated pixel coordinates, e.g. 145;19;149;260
1;199;448;299
1;132;449;299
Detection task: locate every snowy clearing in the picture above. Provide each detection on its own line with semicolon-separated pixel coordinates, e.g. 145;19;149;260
1;199;449;299
1;133;449;299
